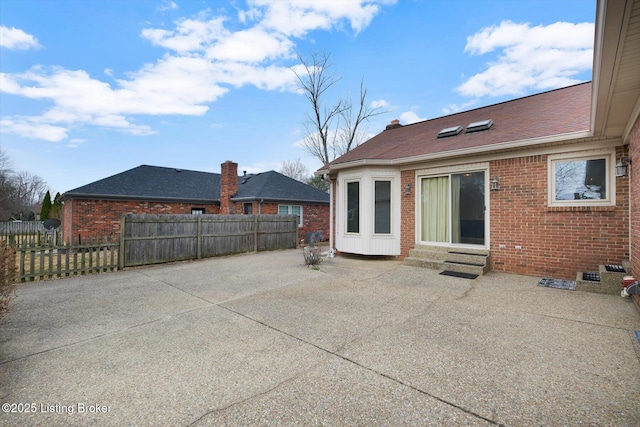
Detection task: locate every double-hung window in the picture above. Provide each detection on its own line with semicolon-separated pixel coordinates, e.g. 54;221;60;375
279;205;302;227
549;151;614;206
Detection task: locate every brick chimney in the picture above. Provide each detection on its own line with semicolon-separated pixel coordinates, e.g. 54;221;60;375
385;119;403;130
220;160;238;214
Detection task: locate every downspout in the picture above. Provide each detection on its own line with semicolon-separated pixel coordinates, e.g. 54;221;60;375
629;155;633;271
258;199;263;214
326;173;335;256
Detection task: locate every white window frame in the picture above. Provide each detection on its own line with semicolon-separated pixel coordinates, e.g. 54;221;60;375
191;208;205;215
548;149;615;207
278;205;303;227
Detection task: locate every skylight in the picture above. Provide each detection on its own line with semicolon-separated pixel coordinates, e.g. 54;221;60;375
466;119;493;133
437;125;462;138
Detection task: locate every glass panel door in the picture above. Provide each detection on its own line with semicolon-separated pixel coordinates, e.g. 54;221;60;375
421;176;449;242
421;171;485;246
452;172;485;245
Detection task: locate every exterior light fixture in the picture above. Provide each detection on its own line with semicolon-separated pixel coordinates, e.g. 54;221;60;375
405;183;412;195
615;157;631;177
491;177;500;191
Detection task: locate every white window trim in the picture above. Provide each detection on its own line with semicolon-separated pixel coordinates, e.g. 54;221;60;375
547;149;615;207
278;205;303;227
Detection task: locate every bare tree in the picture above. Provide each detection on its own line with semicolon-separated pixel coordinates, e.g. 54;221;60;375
292;51;385;165
280;159;310;182
0;148;47;220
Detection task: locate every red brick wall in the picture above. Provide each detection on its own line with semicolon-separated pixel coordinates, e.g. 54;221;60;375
256;202;329;244
400;169;416;258
62;199;219;244
300;204;330;243
629;115;640;278
490;149;629;279
64;197;329;246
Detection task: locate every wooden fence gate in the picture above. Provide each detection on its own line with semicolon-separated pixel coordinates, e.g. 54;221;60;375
120;214;298;267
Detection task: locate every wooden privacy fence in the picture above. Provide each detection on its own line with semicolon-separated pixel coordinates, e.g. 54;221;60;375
0;221;41;234
0;222;62;247
120;214;298;267
16;237;118;283
3;229;63;247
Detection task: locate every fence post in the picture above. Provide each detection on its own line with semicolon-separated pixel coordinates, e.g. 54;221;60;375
118;216;125;270
196;215;202;259
254;215;259;253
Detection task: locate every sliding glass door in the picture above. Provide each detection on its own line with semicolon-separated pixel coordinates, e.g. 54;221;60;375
421;171;485;246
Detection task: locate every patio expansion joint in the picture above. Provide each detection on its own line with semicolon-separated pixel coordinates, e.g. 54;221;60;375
524;310;636;332
0;305;210;367
188;363;322;426
217;303;505;427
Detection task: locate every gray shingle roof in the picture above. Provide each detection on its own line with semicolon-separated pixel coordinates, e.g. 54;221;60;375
62;165;329;205
235;171;330;204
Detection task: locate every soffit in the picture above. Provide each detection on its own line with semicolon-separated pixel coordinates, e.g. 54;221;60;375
593;0;640;139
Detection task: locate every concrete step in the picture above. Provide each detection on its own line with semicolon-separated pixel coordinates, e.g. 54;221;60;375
443;260;487;276
404;245;490;276
404;257;443;270
575;271;619;295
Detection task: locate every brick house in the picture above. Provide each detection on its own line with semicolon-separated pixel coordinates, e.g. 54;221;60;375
318;0;640;280
61;160;329;245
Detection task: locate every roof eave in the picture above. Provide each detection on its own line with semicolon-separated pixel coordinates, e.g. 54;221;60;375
61;193;219;205
232;196;329;205
319;130;593;173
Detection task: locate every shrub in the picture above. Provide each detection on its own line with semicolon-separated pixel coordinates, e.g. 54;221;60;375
303;243;322;268
0;240;17;320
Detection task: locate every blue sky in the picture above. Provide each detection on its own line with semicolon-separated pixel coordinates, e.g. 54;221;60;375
0;0;596;195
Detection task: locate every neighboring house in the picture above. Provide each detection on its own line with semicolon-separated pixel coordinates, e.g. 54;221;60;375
319;0;640;280
32;203;42;221
61;160;329;244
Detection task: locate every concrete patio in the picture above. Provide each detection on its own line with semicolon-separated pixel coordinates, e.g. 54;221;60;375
1;249;639;426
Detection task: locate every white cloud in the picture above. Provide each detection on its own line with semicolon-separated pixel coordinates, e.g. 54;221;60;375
442;99;478;115
457;20;594;97
0;26;41;50
370;99;390;109
141;17;227;53
0;118;68;142
66;138;87;149
1;1;393;142
205;28;293;62
157;0;178;12
399;110;424;125
253;0;395;36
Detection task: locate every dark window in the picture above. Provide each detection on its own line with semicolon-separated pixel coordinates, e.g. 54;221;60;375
244;203;253;214
347;181;359;233
374;180;391;234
